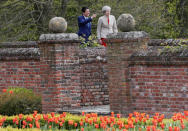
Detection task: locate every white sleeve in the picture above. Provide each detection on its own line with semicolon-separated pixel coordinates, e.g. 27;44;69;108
97;17;102;39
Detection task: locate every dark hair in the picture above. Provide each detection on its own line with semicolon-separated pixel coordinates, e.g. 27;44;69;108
81;7;89;13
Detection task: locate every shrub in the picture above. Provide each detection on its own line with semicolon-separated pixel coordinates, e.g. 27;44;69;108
79;35;101;48
0;88;41;116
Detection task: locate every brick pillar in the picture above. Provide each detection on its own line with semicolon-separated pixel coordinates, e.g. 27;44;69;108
38;33;81;113
106;31;149;115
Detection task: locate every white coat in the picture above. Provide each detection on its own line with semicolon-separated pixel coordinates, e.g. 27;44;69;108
97;15;118;39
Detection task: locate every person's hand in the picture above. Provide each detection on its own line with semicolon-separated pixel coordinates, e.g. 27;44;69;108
91;14;97;19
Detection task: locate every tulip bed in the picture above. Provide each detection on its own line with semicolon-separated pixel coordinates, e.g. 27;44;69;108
0;111;188;131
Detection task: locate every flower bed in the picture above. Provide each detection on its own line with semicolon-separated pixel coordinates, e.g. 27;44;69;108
0;110;188;131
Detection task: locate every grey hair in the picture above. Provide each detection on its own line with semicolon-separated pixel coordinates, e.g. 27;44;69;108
102;6;111;14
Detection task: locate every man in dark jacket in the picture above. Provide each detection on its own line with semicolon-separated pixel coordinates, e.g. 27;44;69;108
77;7;96;42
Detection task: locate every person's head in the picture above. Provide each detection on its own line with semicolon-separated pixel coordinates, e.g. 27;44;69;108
102;6;111;16
82;7;90;17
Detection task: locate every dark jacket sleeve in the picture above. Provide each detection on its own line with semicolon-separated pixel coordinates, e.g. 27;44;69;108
78;16;92;26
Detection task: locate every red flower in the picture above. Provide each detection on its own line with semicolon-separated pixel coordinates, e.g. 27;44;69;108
174;126;180;131
81;128;84;131
61;118;65;123
95;124;99;128
33;110;37;118
19;114;23;120
22;120;27;126
117;114;121;118
29;123;32;128
68;120;74;125
129;113;133;118
35;121;40;128
80;121;83;126
111;112;114;117
146;126;151;131
89;119;93;125
59;122;63;127
82;112;85;116
160;123;165;129
51;112;55;117
181;124;185;129
169;126;173;131
34;110;38;115
62;112;66;117
49;125;52;129
2;89;6;93
43;114;48;121
9;90;13;94
184;111;188;116
26;116;32;122
74;123;78;127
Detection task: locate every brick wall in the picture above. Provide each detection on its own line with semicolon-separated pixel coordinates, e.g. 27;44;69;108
128;39;188;117
79;47;109;106
0;35;188;116
129;65;188;116
107;34;188;117
0;42;41;93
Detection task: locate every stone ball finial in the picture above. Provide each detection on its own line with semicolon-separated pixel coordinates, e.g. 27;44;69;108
117;14;135;32
49;17;67;33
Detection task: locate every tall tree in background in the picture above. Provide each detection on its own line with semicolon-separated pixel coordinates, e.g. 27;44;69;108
0;0;187;42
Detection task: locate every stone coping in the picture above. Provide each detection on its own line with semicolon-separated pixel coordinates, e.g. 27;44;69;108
106;31;149;43
0;41;37;48
58;105;110;115
0;48;39;60
39;33;80;43
148;39;188;46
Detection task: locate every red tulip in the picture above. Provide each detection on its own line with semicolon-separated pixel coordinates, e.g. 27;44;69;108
22;120;27;126
80;121;83;126
117;114;121;118
51;112;55;117
19;114;23;120
9;90;13;94
35;121;40;128
95;124;99;128
111;112;114;117
74;122;78;127
2;89;6;93
59;122;63;127
169;126;173;131
29;123;32;128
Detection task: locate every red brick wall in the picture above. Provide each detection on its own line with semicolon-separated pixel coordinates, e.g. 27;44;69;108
1;38;188;116
130;65;188;116
0;42;41;94
80;48;109;106
107;32;188;117
0;60;41;93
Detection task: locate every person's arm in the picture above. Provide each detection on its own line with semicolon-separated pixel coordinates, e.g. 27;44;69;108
97;17;102;40
113;16;118;33
78;17;92;26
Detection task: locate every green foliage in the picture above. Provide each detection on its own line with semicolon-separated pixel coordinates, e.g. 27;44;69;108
0;88;42;116
0;0;187;42
159;39;188;54
79;35;101;48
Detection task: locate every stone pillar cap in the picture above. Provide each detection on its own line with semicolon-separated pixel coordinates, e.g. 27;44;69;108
107;31;149;39
39;33;79;41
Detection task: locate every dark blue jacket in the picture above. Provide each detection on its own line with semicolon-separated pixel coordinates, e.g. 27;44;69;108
77;15;92;41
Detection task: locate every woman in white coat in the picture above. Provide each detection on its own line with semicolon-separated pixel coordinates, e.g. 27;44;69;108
97;6;118;47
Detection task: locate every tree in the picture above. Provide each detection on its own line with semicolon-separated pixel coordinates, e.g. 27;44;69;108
0;0;187;42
